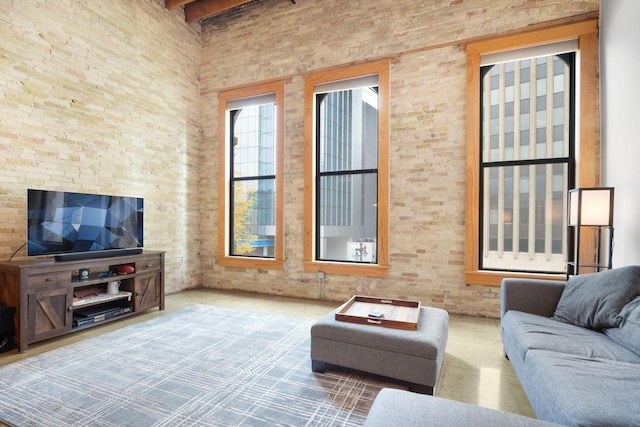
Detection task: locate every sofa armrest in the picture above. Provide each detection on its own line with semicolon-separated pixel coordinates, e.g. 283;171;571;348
501;278;566;319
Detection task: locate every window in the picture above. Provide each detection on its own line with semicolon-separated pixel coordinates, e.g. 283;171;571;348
481;51;575;273
465;20;599;285
218;81;284;269
304;60;390;277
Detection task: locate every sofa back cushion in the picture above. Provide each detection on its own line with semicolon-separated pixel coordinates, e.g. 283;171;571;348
552;266;640;329
604;297;640;357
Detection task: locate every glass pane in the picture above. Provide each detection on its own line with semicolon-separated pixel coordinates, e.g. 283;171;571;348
231;103;275;178
488;166;498;251
318;172;377;263
551;163;565;254
318;87;378;172
481;53;572;163
231;179;275;257
534;164;546;253
482;163;567;273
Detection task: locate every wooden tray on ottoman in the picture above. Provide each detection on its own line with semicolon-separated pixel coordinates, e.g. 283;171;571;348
335;295;421;330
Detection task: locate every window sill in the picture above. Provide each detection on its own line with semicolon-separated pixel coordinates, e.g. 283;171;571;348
465;270;566;287
304;261;389;278
218;256;284;270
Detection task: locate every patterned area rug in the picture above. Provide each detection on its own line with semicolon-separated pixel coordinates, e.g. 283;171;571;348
0;305;389;426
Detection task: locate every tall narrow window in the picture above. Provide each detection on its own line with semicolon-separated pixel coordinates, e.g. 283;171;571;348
480;52;575;273
218;82;284;269
230;100;275;257
316;82;378;263
465;20;599;285
304;60;389;277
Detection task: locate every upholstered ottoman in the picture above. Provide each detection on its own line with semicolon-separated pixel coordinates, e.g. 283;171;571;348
310;306;448;395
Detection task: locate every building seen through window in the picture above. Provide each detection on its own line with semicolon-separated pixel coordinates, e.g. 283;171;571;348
316;83;379;263
480;52;574;273
230;102;276;257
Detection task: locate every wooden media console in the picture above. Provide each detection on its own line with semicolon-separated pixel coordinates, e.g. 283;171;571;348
0;250;165;352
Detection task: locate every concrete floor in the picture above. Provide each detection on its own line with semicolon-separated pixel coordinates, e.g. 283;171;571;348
0;289;536;419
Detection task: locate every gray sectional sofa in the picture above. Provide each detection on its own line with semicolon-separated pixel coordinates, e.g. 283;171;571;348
364;388;558;427
501;266;640;426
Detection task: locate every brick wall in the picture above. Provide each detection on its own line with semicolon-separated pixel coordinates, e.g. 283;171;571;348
0;0;600;317
199;0;599;316
0;1;201;294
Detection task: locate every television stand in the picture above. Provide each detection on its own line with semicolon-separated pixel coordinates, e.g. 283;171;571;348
54;248;143;262
0;250;164;352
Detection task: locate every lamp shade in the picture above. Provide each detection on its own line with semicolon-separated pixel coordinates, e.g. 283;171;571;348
568;187;614;226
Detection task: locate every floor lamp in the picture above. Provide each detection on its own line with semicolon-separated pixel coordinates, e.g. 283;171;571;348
567;187;614;277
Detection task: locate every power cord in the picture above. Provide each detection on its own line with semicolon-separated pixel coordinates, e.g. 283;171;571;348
8;243;26;262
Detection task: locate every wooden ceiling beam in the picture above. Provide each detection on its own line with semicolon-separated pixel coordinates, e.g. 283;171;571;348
165;0;196;10
184;0;253;22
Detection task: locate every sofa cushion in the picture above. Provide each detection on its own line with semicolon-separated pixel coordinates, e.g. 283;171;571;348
364;388;559;427
523;350;640;426
502;311;640;364
604;296;640;357
552;265;640;329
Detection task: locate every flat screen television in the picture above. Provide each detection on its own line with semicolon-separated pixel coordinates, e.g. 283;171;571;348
27;189;143;261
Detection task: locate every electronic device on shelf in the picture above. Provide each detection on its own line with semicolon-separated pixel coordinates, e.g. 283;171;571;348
27;189;143;262
73;304;132;327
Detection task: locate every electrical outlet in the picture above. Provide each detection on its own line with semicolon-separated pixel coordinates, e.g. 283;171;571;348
317;271;325;280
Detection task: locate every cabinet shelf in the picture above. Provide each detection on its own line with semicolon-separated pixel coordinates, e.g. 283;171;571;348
72;291;133;308
567;225;613;278
71;271;138;286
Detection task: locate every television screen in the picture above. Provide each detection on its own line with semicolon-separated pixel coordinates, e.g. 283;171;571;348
27;189;143;257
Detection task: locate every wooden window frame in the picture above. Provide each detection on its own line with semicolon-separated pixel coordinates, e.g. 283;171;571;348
217;81;285;269
303;60;390;278
465;20;599;286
